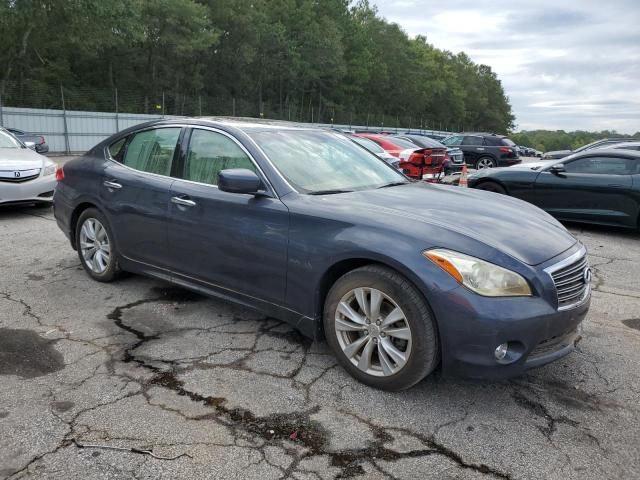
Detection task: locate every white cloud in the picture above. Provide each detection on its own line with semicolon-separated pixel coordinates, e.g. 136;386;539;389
373;0;640;133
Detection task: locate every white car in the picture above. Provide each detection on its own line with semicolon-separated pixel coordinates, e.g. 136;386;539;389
0;128;57;206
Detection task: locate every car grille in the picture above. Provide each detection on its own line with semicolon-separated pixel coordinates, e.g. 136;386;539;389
529;328;579;359
550;253;589;309
0;170;41;183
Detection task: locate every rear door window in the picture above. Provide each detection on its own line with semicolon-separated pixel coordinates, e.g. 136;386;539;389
108;138;127;161
122;128;181;176
462;136;483;146
183;129;256;186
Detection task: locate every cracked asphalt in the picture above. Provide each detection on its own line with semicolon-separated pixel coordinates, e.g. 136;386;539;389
1;206;639;479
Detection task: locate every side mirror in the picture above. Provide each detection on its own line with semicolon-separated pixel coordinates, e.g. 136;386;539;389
549;164;566;175
218;168;263;195
24;141;36;150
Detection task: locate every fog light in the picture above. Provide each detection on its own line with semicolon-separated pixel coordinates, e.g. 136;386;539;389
494;343;508;360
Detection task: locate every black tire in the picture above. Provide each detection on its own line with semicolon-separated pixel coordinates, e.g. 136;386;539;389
476;181;507;195
75;208;121;282
323;265;439;391
475;156;497;169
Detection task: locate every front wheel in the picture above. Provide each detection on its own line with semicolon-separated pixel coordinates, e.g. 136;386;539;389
76;208;121;282
323;265;439;391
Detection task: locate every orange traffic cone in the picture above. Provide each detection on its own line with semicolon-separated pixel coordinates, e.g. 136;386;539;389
458;164;468;188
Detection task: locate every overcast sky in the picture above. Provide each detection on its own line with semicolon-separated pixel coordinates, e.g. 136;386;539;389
374;0;640;133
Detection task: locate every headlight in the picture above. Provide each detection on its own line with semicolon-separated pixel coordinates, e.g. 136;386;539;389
43;164;56;176
424;249;532;297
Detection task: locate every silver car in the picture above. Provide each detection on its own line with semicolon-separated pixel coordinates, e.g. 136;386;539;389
0;128;57;206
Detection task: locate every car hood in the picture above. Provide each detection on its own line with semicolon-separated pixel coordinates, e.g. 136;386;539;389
470;162;549;177
314;183;576;266
0;148;48;170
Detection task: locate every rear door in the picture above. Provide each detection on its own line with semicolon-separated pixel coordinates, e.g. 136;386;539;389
461;135;485;166
534;155;636;226
166;127;289;305
101;126;183;268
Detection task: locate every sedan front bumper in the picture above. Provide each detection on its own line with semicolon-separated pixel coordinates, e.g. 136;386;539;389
427;281;590;380
0;175;57;205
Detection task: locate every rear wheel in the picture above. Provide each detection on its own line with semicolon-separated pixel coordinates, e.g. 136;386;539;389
476;181;506;195
476;157;496;169
323;265;438;391
76;208;121;282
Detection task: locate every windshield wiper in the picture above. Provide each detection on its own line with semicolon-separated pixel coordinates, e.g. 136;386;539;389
377;181;410;189
308;189;354;195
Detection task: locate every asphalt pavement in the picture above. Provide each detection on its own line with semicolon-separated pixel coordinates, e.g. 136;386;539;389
0;195;639;479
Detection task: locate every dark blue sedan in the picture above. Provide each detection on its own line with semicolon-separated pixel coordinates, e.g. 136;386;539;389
53;118;591;390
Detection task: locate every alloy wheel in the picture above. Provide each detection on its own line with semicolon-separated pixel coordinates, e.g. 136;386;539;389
79;218;111;274
476;158;495;169
334;287;412;377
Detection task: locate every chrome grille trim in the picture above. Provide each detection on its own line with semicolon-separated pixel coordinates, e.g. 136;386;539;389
0;171;41;183
544;246;590;311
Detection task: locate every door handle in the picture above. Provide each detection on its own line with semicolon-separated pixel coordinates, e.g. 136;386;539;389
476;148;484;151
171;196;196;208
103;180;122;190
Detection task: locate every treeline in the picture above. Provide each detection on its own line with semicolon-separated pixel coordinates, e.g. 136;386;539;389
511;130;640;152
0;0;514;132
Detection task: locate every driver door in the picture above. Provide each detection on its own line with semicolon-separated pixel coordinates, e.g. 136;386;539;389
165;127;289;305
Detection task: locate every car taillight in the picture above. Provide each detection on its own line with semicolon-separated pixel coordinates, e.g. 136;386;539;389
55;165;64;181
408;152;423;164
499;147;512;153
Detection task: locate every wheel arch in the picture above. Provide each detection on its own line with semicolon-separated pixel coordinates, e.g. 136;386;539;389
473;177;510;195
69;202;101;250
314;256;441;342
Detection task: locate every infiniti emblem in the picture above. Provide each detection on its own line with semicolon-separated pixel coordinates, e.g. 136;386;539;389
583;267;592;284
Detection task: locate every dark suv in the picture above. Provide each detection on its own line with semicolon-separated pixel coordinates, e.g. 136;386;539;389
443;133;521;169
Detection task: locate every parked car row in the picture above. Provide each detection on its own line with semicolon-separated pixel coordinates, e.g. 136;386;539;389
518;146;542;157
346;130;519;180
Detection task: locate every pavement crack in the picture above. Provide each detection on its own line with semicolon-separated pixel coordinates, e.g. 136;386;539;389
511;390;577;439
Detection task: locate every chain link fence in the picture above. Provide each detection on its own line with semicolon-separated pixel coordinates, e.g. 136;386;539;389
0;83;462;153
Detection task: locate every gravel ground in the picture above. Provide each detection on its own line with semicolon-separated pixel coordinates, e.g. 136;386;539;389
0;205;639;480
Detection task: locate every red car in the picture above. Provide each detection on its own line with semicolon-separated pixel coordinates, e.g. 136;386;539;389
354;133;448;180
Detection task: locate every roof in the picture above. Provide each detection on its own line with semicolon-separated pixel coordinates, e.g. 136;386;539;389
461;132;507;138
194;116;320;131
577;147;640;158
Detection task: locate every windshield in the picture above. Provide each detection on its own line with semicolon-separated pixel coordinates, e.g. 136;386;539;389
249;130;407;193
575;140;606;152
0;130;23;149
351;136;385;154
